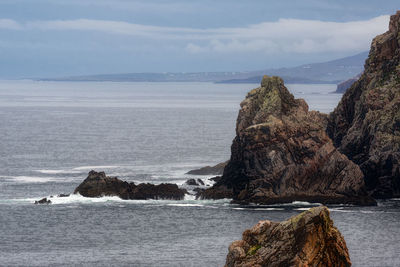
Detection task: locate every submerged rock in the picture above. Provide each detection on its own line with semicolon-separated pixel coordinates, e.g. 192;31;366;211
202;75;375;205
74;170;187;200
225;206;351;267
34;198;51;204
328;11;400;198
186;161;228;175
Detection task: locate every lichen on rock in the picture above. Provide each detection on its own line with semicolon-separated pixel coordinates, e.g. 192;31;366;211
225;206;351;267
201;75;374;205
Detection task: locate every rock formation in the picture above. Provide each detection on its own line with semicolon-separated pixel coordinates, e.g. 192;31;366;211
74;170;187;200
186;161;228;175
34;197;51;204
335;74;361;94
201;75;375;205
328;11;400;198
225;206;351;267
185;178;205;186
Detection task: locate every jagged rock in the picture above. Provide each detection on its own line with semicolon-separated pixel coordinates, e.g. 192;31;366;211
225;206;351;267
202;75;375;205
34;198;51;204
186;161;228;175
335;74;361;93
185;178;205;186
74;170;187;200
57;194;70;197
185;179;199;186
328;11;400;198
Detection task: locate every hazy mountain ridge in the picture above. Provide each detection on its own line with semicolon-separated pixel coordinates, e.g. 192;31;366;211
40;52;368;84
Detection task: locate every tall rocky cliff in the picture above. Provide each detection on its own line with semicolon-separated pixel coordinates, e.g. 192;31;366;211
327;11;400;198
202;75;374;205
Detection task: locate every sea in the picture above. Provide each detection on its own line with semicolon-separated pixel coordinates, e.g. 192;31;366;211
0;80;399;267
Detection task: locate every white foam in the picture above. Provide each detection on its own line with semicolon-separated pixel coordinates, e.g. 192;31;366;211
35;169;82;174
16;193;232;206
291;201;320;206
73;165;121;171
0;175;59;183
166;203;204;207
184;194;196;201
233;207;285;211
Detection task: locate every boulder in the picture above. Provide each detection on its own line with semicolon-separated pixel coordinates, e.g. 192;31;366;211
34;198;51;204
225;206;351;267
328;11;400;198
185;179;200;186
74;170;187;200
186;161;228;175
202;76;375;205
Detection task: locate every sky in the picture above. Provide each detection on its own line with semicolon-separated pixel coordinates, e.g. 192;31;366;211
0;0;399;78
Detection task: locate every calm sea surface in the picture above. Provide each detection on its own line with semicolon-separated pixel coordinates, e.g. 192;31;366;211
0;80;398;266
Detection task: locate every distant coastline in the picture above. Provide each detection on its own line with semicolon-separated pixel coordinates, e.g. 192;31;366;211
38;51;367;85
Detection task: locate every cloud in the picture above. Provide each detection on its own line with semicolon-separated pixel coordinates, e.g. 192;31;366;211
0;15;390;54
185;15;390;54
0;19;22;30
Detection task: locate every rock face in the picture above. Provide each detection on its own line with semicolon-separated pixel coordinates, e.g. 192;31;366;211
186;161;228;175
74;171;187;200
335;74;361;94
225;206;351;267
201;75;375;205
328;11;400;198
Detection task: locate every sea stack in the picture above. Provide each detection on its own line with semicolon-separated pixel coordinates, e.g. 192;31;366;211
328;11;400;198
225;206;351;267
201;75;375;205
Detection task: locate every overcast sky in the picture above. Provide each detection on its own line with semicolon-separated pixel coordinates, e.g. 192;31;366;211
0;0;398;78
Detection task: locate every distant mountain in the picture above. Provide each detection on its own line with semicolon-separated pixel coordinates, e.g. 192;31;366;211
40;51;368;84
219;51;368;84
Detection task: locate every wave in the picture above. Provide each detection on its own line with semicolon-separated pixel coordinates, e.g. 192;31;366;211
233;207;285;211
35;169;82;174
0;175;60;183
9;193;232;206
73;165;121;171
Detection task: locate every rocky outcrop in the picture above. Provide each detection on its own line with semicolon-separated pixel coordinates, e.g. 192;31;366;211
328;11;400;198
202;75;375;205
74;170;187;200
185;178;205;186
186;161;228;175
335;74;361;94
34;197;51;204
225;206;351;267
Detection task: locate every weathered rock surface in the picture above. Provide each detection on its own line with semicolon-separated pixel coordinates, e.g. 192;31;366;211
202;75;375;205
185;178;204;186
335;74;361;94
186;161;228;175
34;198;51;204
328;11;400;198
74;170;187;200
225;206;351;267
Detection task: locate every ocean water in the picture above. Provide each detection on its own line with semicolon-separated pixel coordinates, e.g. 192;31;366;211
0;80;399;266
